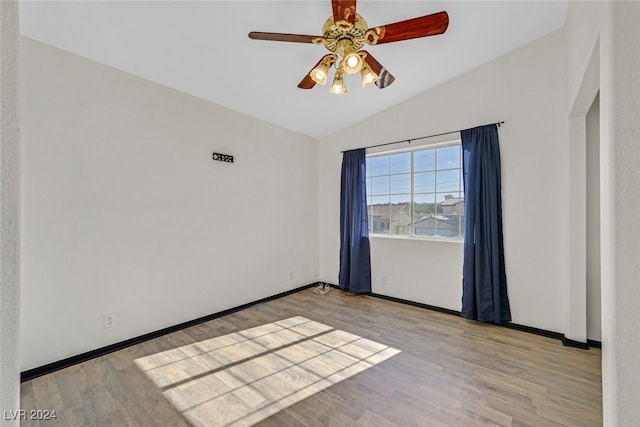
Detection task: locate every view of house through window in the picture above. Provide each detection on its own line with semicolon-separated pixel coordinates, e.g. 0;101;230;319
366;142;464;239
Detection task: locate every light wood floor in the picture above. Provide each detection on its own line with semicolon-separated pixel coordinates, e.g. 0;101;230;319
20;288;602;426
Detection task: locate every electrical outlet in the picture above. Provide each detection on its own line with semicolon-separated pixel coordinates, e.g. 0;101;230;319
381;276;388;286
288;271;294;280
103;314;115;329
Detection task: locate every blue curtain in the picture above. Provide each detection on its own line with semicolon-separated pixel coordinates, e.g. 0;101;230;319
338;148;372;293
461;124;511;323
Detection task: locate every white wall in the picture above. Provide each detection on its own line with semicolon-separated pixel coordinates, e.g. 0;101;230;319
19;38;319;371
1;1;21;425
566;1;602;110
585;93;600;342
602;3;640;424
319;29;569;332
566;1;640;425
565;0;602;346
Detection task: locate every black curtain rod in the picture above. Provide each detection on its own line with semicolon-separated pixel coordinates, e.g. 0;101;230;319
341;121;504;153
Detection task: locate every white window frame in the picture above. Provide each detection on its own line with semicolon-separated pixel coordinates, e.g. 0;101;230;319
366;139;464;242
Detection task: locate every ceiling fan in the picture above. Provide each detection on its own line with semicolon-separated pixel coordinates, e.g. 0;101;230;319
248;0;449;94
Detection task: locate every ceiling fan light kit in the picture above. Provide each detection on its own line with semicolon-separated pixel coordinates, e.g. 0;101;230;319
329;68;347;94
310;54;338;85
248;0;449;94
342;51;364;74
359;52;378;88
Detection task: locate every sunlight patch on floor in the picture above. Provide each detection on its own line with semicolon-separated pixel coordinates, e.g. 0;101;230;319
135;316;400;426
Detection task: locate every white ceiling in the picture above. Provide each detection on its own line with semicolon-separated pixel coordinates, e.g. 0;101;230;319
19;1;568;139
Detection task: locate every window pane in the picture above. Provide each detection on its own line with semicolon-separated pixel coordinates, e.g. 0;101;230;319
414;149;435;172
436;169;460;192
370;195;390;205
390;194;410;204
435;214;461;238
437;145;460;170
414;194;436;216
414;172;435;193
414;220;435;236
366;177;371;197
391;152;411;174
366;157;372;178
371;176;389;195
436;213;463;238
368;196;390;234
391;173;411;194
413;194;435;236
414;192;435;206
371;156;389;176
389;199;410;236
436;193;463;215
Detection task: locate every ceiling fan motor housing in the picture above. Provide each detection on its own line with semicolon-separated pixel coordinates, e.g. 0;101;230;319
320;14;369;53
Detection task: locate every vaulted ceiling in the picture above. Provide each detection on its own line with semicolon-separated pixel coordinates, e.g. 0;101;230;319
20;1;568;139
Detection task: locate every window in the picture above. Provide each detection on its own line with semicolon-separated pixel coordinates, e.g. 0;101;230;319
366;142;464;239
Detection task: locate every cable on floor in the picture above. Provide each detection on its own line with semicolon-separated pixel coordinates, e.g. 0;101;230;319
313;282;331;295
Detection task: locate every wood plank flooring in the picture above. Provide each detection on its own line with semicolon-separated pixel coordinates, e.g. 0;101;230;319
20;288;602;426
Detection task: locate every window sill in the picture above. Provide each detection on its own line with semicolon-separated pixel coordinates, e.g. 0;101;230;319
369;234;464;244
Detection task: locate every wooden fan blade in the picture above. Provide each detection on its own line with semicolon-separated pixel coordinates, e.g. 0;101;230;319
367;11;449;45
248;32;322;44
332;0;357;25
298;55;337;89
298;74;316;90
361;51;395;89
